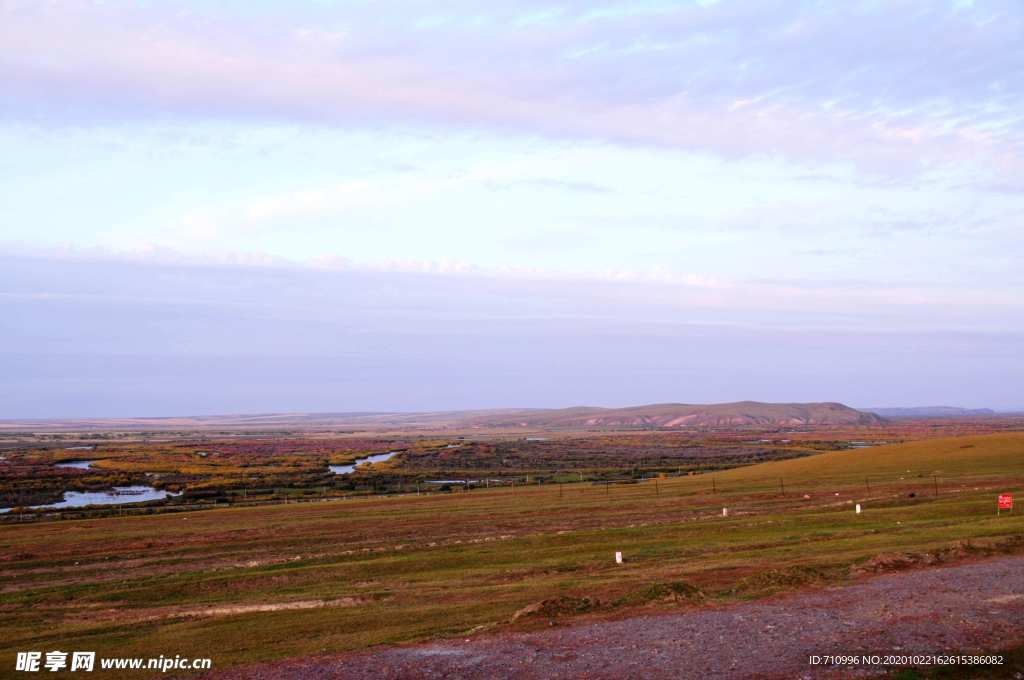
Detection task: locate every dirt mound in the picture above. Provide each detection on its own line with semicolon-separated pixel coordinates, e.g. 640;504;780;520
850;537;1024;577
616;581;705;606
729;566;832;594
512;582;706;624
511;596;602;622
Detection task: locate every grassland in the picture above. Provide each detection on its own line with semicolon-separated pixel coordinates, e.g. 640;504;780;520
2;433;1023;676
0;431;847;514
6;418;1019;515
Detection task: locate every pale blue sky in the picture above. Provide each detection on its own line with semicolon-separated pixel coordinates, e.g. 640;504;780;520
1;0;1022;416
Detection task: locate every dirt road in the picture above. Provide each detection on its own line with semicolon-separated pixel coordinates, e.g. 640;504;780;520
207;556;1024;679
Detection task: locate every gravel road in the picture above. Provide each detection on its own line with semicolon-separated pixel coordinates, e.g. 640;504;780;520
206;555;1024;679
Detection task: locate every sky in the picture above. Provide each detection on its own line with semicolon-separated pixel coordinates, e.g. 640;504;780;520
1;0;1022;417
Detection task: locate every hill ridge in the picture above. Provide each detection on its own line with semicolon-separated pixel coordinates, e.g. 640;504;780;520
0;401;884;431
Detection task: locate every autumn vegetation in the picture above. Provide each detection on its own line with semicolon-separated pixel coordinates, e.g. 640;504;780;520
1;429;1023;676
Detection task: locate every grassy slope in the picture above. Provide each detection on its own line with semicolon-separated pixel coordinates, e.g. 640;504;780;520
716;433;1024;482
1;433;1022;676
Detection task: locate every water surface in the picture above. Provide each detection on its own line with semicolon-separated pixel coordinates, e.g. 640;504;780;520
0;486;179;513
56;460;96;470
329;451;398;475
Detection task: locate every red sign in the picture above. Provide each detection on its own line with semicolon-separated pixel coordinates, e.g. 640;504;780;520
998;494;1013;510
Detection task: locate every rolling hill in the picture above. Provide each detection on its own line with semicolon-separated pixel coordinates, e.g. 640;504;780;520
0;401;884;431
454;401;885;429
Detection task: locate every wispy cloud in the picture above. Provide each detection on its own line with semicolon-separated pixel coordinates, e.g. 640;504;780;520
2;1;1022;176
3;246;1019;333
2;252;1022;416
2;1;1022;416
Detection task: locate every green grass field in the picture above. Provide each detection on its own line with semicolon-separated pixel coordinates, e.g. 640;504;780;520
2;433;1023;676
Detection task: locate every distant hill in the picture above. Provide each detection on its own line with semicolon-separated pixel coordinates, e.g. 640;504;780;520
455;401;885;429
865;406;997;419
0;401;885;432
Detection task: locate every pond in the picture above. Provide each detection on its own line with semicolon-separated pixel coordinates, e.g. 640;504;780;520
0;486;180;514
329;451;398;475
56;460;96;470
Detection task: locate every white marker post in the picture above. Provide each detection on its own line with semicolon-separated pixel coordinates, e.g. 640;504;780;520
856;503;862;514
722;507;729;517
615;551;623;564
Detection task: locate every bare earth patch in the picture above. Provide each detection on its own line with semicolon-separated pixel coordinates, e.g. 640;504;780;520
204;555;1024;679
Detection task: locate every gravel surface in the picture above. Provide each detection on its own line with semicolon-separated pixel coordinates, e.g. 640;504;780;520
205;556;1024;679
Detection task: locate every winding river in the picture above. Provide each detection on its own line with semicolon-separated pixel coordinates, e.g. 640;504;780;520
1;486;180;514
56;459;96;470
329;451;398;474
